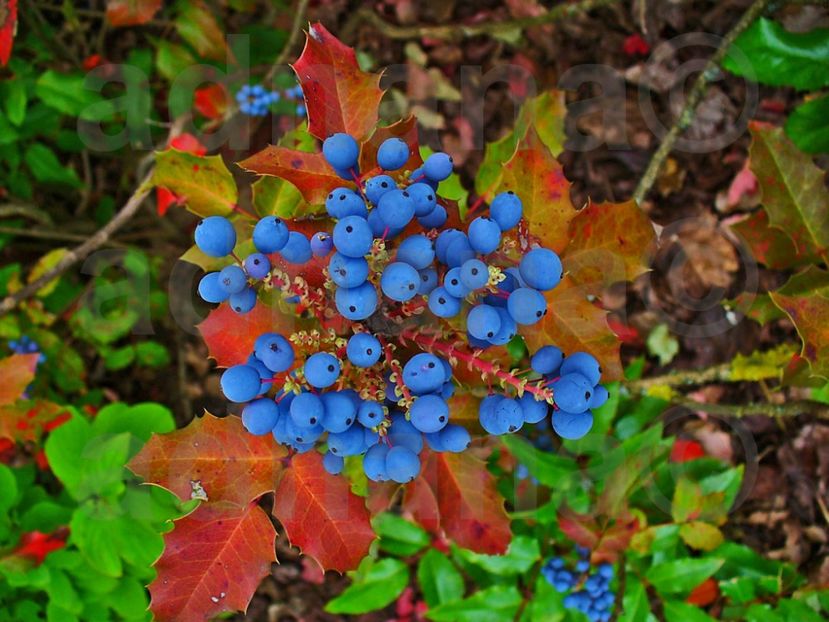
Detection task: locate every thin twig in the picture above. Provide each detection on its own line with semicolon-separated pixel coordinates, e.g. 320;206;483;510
353;0;619;40
632;0;772;204
625;362;739;392
265;0;312;82
0;203;54;225
671;395;829;420
0;226;128;247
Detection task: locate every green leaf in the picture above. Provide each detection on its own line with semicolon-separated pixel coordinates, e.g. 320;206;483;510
663;600;718;622
745;604;785;622
617;579;650;622
45;569;82;615
521;576;566;622
175;3;227;60
724;19;829;90
24;145;82;188
251;176;318;219
20;501;72;533
4;79;28;126
0;464;18;514
501;436;577;488
325;558;409;614
134;341;170;367
91;402;175;445
152;150;238;217
786;95;829;154
427;585;522;622
372;512;430;556
417;549;465;608
454;536;540;577
679;522;725;552
672;477;703;523
155;40;197;81
646;558;724;595
34;71;114;121
646;324;679;366
104;345;135;371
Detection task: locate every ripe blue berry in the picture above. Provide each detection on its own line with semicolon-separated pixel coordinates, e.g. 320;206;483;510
418;268;438;294
468;217;502;254
488;308;517;345
220;364;262;402
242;398;280;435
357;400;384;427
377;137;410;171
387;413;424;453
410;166;438;189
490;191;523;231
445;235;475;268
422;152;453;181
285;417;324;444
329;252;369;288
435;424;471;452
560;352;602;386
385;446;421;483
552;373;593;413
479;395;506;434
519;248;563;291
402;353;445;394
531;346;564;375
325;188;368;219
328;424;365;456
367;208;403;239
444;267;470;298
304;352;341;389
246;354;274;394
410;394;449;433
254;333;295;372
252;216;289;254
279;231;312;264
519;393;548;424
396;234;435;270
333;215;374;258
244;253;271;280
552;409;594;440
460;258;489;290
346;333;381;367
381;262;420;302
407;182;437;217
335;281;378;320
435;229;464;264
196;216;236;257
323;451;344;475
589;385;609;410
417;204;447;228
310;232;334;256
218;265;247;295
377;189;415;229
290;392;325;427
507;287;547;325
364;175;396;205
363;442;390;482
198;272;228;303
322;133;359;171
230;287;257;314
321;391;357;433
467;304;501;340
428;287;461;318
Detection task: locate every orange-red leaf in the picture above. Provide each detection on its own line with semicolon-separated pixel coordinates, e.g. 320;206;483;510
522;277;623;381
770;288;829;379
401;475;441;535
292;22;384;141
564;199;656;293
729;209;819;270
197;302;301;368
128;413;287;508
0;0;17;66
499;127;577;253
0;400;68;443
106;0;161;26
273;451;375;572
149;503;276;622
237;147;346;206
0;354;39;406
359;116;423;173
415;450;511;555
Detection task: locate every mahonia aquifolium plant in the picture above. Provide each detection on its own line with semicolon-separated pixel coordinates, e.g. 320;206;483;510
543;547;616;622
195;133;606;484
235;83;306;117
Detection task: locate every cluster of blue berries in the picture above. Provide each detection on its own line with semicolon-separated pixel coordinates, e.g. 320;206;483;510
542;549;615;622
9;335;45;364
236;83;306;117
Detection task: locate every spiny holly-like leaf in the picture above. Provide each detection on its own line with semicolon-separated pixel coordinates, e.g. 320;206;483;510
405;450;511;555
128;413;287;508
0;354;39;406
273;451;375;572
0;400;68;443
499;127;577;253
252;176;317;219
401;476;441;535
198;302;303;368
238;147;346;206
292;22;384;141
359;116;423;173
749;123;829;257
522;277;623;381
149;502;276;622
770;287;829;380
558;506;600;549
564;200;656;293
728;209;816;270
106;0;161;26
475;90;566;196
0;0;17;66
153;150;237;217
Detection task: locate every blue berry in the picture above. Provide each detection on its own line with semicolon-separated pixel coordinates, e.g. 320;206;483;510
290;392;325;427
417;204;447;229
396;234;435;270
428;287;461;318
561;352;602;386
460;258;489;290
445;235;475;268
346;333;382;367
325;188;367;219
468;217;501;254
364;175;396;205
196;216;236;257
434;424;470;452
418;268;439;294
519;248;562;291
410;166;438;189
444;267;470;298
241;398;280;435
403;353;445;394
377;189;415;229
363;442;390;482
230;286;257;314
198;272;229;303
310;232;334;256
490;191;523;231
285;417;324;444
218;265;247;295
244;253;271;280
552;410;593;440
322;133;359;171
321;391;357;433
329;252;369;288
381;262;420;302
279;231;312;264
531;346;564;376
304;352;341;389
435;229;464;264
519;393;548;424
377;137;410;171
467;304;501;340
385;446;421;483
589;385;609;410
252;216;289;253
333;215;373;258
357;400;384;427
246;354;274;394
335;281;378;320
552;373;593;413
410;394;449;433
407;183;437;217
221;365;262;402
328;424;365;456
479;395;507;434
254;333;294;372
488;307;517;345
323;451;344;475
423;152;453;181
387;413;424;453
367;208;403;239
507;287;547;325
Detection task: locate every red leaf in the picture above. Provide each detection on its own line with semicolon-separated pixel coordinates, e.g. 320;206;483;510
128;413;287;508
0;400;67;444
622;33;650;56
292;22;384;141
106;0;162;26
197;302;301;368
149;503;276;622
557;506;600;550
414;450;511;555
670;439;706;463
238;147;347;205
359;116;423;173
12;530;67;565
170;132;207;155
687;577;719;607
194;84;228;120
726;165;758;208
0;0;17;66
401;475;441;535
273;451;375;572
592;516;640;564
0;354;39;406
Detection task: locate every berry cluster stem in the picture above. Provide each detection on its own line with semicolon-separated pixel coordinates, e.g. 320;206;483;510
401;329;554;403
378;336;413;406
